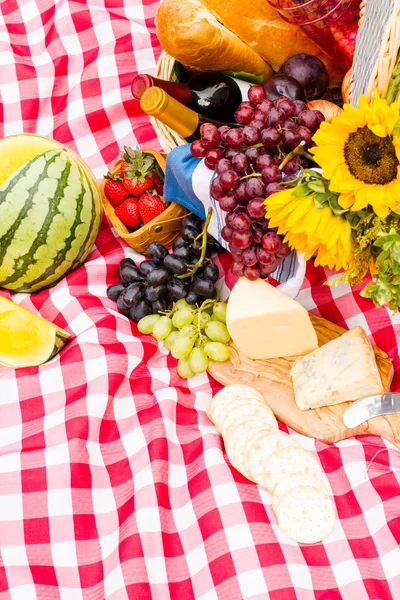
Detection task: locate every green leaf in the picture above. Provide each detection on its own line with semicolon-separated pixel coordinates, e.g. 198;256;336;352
363;281;393;307
345;213;361;229
390;240;400;262
313;193;328;209
292;184;312;198
308;181;326;194
376;248;390;265
374;234;397;249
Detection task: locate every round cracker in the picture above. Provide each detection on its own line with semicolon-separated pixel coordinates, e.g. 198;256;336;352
272;473;326;514
261;446;321;493
219;399;277;437
224;422;269;478
223;414;276;444
246;430;300;486
208;385;265;426
277;486;335;544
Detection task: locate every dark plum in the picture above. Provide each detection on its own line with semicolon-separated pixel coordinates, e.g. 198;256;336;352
263;74;306;102
279;54;329;101
106;282;126;301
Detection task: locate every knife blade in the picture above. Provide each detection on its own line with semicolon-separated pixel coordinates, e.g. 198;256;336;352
343;393;400;429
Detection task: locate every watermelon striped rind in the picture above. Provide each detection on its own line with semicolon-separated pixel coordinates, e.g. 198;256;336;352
0;145;101;293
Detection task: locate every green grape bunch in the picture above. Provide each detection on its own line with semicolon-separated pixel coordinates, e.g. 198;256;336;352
137;297;231;379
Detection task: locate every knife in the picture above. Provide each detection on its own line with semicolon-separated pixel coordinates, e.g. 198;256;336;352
343;393;400;429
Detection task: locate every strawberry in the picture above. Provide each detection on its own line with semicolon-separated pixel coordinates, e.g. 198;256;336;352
154;176;164;196
138;193;166;224
115;197;142;229
120;160;129;178
124;172;155;197
120;147;156;197
103;172;130;208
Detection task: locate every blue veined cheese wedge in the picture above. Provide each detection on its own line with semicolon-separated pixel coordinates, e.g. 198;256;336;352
290;326;385;411
226;278;318;359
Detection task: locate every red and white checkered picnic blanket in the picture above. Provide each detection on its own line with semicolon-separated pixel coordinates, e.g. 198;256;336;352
1;1;400;598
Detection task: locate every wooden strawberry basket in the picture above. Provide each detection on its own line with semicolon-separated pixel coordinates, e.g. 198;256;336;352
100;148;189;255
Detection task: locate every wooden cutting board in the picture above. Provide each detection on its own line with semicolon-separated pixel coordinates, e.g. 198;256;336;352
208;314;399;447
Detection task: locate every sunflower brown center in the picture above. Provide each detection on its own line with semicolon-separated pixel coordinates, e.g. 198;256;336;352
344;126;398;184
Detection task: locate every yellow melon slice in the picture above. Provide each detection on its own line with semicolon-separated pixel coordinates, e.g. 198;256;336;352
0;296;70;368
0;134;63;186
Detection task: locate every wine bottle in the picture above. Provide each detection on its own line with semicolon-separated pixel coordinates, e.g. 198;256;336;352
140;87;234;139
132;72;251;123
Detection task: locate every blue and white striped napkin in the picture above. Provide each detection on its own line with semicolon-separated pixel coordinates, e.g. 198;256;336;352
163;144;306;298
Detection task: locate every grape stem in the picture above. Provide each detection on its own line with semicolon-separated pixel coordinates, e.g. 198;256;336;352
239;141;315;181
279;141;313;171
196;297;218;345
177;207;213;279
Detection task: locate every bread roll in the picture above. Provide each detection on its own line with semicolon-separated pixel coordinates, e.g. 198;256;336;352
155;0;273;81
156;0;345;86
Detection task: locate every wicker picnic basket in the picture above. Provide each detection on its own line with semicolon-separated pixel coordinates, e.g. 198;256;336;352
154;1;400;150
348;0;400;105
100;148;189;255
150;51;190;152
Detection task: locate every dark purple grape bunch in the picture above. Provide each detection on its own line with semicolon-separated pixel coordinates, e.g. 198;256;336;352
106;215;224;322
189;83;325;282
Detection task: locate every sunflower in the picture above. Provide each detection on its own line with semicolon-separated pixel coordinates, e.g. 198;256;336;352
310;92;400;219
264;189;353;271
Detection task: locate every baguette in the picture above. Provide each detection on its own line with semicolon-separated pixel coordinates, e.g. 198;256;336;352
156;0;345;86
155;0;273;81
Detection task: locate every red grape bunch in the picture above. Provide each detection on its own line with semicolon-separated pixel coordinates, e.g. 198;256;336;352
190;83;325;281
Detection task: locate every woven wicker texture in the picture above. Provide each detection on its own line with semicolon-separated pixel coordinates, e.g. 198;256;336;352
100;149;189;254
350;0;400;105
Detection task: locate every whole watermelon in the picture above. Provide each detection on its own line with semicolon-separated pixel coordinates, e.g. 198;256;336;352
0;134;102;293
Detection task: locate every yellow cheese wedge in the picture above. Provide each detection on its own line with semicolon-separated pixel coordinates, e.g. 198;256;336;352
226;278;318;359
0;296;70;368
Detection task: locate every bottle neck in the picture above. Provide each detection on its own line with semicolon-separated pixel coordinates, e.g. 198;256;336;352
140;87;200;138
132;74;191;105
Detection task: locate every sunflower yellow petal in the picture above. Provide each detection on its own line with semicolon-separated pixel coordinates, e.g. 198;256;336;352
338;192;355;209
367;184;386;212
312;122;349;148
329;163;363;193
351;186;370;211
340;103;367;128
